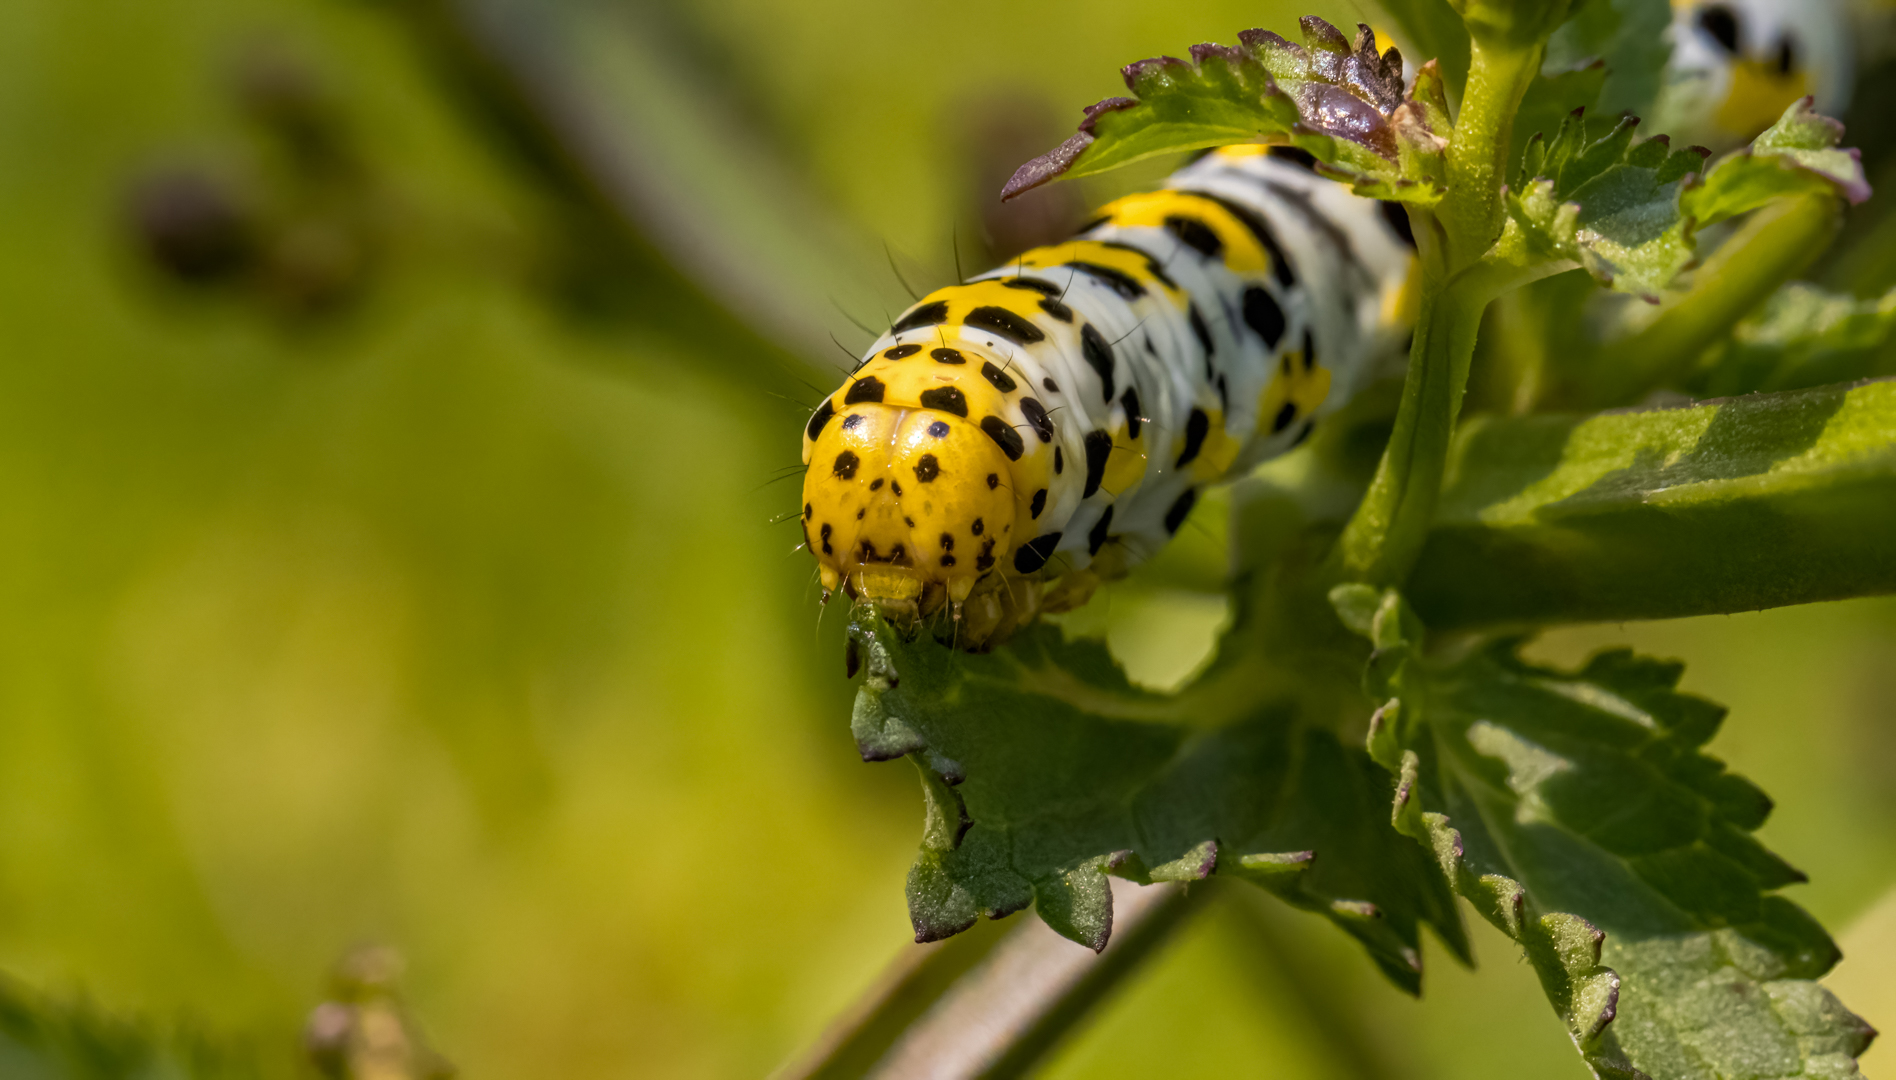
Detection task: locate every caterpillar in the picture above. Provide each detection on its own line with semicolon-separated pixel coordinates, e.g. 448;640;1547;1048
800;146;1416;646
799;4;1869;648
1656;0;1857;150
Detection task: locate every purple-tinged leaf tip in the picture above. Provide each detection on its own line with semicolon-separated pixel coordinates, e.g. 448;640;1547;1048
1002;131;1094;202
1120;55;1191;91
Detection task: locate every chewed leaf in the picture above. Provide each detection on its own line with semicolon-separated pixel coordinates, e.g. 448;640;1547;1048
1002;18;1447;206
850;616;1464;981
1684;97;1871;226
1340;592;1876;1079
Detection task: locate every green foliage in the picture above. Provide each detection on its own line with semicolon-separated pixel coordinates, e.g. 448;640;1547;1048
1410;376;1896;627
1503;113;1710;299
1685;100;1873;224
851;620;1465;987
1692;283;1896;396
1501;101;1867;300
1541;0;1670;119
866;0;1893;1074
1334;584;1875;1079
1000;18;1450;207
0;978;259;1080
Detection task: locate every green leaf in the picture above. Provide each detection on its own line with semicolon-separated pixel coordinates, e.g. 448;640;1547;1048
1338;594;1876;1079
1508;61;1606;175
1500;100;1867;300
1502;112;1711;299
1408;376;1896;628
0;974;262;1079
850;618;1467;988
1683;98;1872;227
1001;18;1450;207
1691;283;1896;397
1541;0;1671;119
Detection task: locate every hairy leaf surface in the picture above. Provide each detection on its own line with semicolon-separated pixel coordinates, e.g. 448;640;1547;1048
1333;587;1876;1079
1408;376;1896;627
1502;101;1867;300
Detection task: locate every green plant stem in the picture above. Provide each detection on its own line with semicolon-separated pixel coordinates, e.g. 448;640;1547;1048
1330;273;1493;586
775;917;1013;1080
779;880;1206;1080
1564;193;1841;408
1326;26;1546;590
1440;38;1544;270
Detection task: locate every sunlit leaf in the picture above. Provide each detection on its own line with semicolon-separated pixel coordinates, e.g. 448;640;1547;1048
1001;18;1450;207
1503;113;1710;298
1333;587;1875;1079
1684;98;1873;225
1408;376;1896;628
1501;99;1866;300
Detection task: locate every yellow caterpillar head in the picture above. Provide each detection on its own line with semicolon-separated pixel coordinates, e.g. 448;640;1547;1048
801;379;1019;615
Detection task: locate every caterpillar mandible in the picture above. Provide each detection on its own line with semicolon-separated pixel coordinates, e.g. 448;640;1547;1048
800;146;1416;646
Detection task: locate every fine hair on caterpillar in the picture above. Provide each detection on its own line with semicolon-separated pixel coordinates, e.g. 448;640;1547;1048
801;145;1421;650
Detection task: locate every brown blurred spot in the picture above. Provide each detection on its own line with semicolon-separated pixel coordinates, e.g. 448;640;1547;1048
949;92;1086;266
127;169;255;284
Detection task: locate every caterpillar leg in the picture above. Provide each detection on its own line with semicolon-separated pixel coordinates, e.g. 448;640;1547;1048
1039;570;1099;615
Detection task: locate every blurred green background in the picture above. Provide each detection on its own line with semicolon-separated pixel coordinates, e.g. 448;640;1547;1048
0;0;1892;1077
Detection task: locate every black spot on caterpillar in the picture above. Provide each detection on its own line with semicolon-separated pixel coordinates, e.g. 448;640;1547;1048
1019;398;1053;442
845;376;886;405
1194;191;1295;288
1088;505;1114;555
1177;408;1209;467
920;386;969;417
981;415;1024;461
805;399;834;441
1002;277;1060;296
1082;430;1112;498
1166;215;1222;258
892;300;948;333
1080;324;1115;402
1164;489;1196;535
1244;287;1286;349
1012;532;1061;573
965;306;1045;345
1068;262;1144;300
